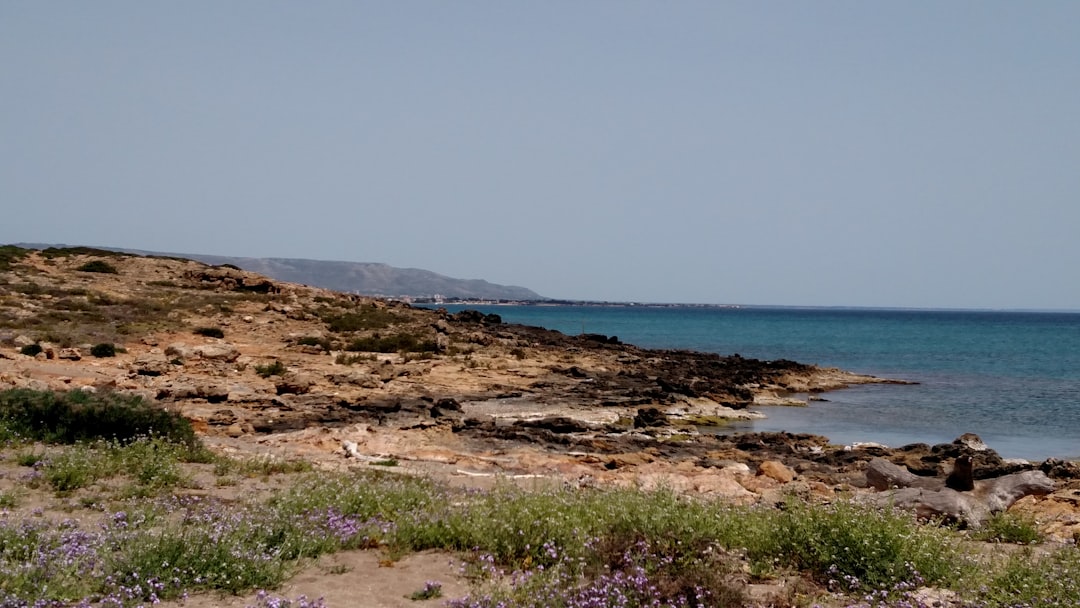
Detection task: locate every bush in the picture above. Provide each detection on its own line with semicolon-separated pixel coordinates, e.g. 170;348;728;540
296;336;331;350
90;343;117;358
194;326;225;339
322;308;401;332
976;511;1044;544
345;333;438;354
19;343;42;357
76;260;119;274
255;360;288;378
0;245;29;271
0;388;198;447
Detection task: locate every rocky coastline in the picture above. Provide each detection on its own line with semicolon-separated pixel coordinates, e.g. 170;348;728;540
2;247;1079;540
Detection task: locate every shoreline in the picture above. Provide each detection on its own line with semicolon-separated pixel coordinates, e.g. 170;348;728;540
2;248;1078;540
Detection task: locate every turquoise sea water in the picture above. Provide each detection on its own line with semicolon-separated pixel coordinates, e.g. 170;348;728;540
434;305;1080;461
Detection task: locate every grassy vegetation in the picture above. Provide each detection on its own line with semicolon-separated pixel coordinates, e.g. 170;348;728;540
40;246;127;259
0;408;1075;607
75;259;119;274
0;245;30;271
0;388;197;447
0;282;268;347
345;333;438;354
335;352;376;365
255;360;289;378
319;305;403;332
90;342;117;357
193;326;226;338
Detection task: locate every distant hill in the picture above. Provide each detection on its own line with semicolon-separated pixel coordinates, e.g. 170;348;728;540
13;244;545;300
183;255;545;301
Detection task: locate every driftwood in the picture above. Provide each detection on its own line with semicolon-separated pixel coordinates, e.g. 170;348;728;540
865;457;1054;527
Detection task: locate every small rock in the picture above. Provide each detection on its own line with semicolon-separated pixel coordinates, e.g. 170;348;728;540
954;433;990;452
13;335;35;347
224;423;245;438
633;407;669;428
208;409;238;425
242;315;254;323
342;440;361;458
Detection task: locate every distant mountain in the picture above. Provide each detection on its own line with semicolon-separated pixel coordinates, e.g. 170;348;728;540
13;243;545;300
184;255;545;301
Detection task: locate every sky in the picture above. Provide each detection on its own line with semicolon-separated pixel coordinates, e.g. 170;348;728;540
2;2;1078;309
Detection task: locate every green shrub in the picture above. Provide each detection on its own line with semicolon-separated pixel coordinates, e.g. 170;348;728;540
322;307;402;332
296;336;330;350
753;498;967;589
41;246;124;259
19;343;42;357
0;388;198;447
90;343;117;358
345;333;438;354
976;511;1044;544
194;326;225;339
76;260;119;274
255;360;288;378
335;353;375;365
0;245;30;271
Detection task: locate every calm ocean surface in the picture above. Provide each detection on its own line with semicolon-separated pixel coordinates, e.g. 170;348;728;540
434;305;1080;461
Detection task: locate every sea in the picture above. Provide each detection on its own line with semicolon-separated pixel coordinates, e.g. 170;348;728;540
430;304;1080;461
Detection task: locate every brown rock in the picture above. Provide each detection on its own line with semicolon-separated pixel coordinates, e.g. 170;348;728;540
758;460;796;483
605;452;655;469
275;373;315;395
165;343;193;358
193;344;240;362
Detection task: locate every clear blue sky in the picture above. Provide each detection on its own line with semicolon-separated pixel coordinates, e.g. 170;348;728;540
3;2;1078;309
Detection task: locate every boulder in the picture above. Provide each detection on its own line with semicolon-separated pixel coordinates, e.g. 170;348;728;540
326;371;382;389
275;373;315;395
165;343;194;358
208;408;238;425
192;344;240;362
867;457;1055;527
57;348;82;361
13;335;35;348
633;407;669;428
758;460;796;483
133;354;171;376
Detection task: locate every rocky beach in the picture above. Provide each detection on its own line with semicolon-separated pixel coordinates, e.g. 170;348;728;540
3;249;1080;522
3;247;1080;607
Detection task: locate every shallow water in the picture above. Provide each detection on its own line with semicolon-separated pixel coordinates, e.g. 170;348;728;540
433;304;1080;460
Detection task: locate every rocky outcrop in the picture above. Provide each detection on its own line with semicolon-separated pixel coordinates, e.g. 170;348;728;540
866;456;1055;526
